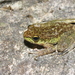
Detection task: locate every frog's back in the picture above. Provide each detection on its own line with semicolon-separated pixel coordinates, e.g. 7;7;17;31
29;21;74;39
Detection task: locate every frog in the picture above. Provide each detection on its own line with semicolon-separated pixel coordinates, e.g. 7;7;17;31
23;19;75;57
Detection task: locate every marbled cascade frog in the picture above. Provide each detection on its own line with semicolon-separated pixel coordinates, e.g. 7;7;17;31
23;19;75;57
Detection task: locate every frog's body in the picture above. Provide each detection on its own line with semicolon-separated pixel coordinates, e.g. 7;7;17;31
23;19;75;57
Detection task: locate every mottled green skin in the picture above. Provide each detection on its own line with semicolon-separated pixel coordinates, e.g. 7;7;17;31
24;19;75;56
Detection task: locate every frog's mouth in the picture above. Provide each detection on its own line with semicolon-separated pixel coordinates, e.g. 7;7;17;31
24;39;45;49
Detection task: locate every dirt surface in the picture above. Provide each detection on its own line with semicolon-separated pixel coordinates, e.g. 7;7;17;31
0;0;75;75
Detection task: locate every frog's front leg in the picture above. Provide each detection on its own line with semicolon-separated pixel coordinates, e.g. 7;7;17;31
29;44;57;58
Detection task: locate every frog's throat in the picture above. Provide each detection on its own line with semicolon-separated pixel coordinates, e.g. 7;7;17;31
24;37;60;45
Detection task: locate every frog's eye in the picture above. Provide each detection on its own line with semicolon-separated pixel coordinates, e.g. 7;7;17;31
32;36;39;42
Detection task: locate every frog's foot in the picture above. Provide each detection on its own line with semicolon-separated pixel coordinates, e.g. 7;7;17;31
60;48;75;56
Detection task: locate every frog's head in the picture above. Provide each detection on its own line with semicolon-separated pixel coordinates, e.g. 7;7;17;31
23;25;45;45
23;24;60;45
